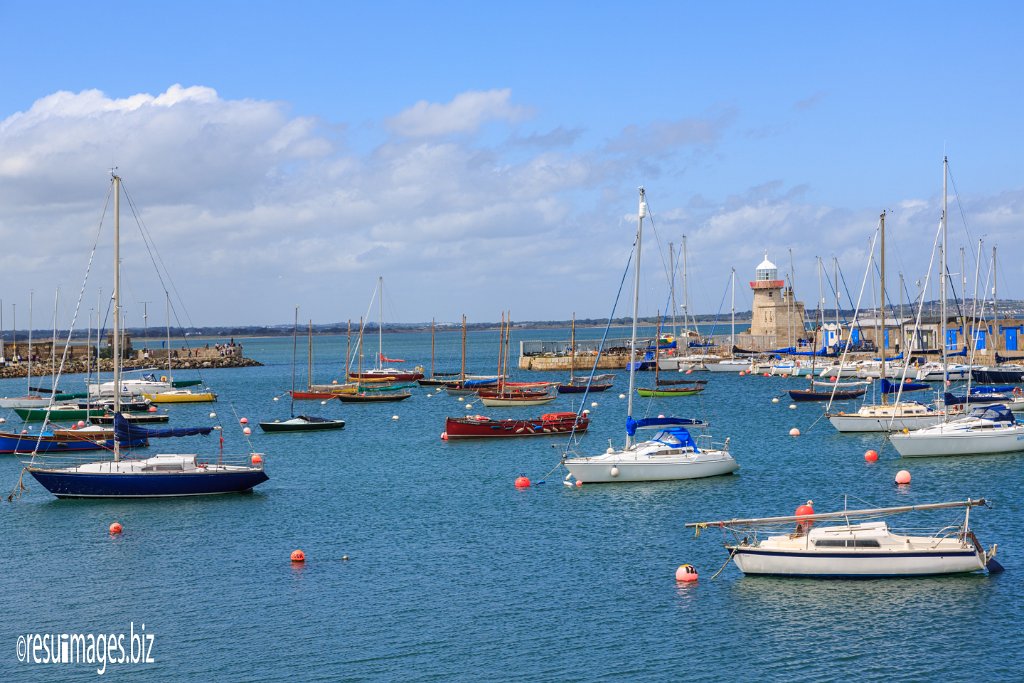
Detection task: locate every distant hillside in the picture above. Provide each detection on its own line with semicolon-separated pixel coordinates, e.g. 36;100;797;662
4;298;1021;340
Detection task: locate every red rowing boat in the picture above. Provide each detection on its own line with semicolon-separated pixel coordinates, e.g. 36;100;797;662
442;411;589;439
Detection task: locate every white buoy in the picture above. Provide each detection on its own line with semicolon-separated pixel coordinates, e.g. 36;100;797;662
789;427;800;436
392;415;399;421
209;412;217;419
321;400;328;405
610;466;620;477
243;427;252;435
618;394;626;399
426;393;433;398
273;396;280;402
465;404;473;409
591;401;598;407
771;397;779;404
0;417;5;424
789;404;797;409
458;397;465;402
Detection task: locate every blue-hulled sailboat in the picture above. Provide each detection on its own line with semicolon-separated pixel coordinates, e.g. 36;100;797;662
25;174;268;498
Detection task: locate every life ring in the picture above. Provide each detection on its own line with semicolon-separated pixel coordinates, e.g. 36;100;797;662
1014;387;1022;397
160;375;168;382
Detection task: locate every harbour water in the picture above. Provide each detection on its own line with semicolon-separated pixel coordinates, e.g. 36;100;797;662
1;327;1021;681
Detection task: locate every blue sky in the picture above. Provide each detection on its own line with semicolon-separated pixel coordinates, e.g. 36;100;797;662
1;2;1021;327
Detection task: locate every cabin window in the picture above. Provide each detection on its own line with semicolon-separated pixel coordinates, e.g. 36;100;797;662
814;539;881;548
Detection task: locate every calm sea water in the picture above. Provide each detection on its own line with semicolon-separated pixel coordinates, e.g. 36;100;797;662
1;326;1020;681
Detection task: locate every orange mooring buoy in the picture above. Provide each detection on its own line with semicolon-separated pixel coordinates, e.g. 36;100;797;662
109;521;123;534
514;476;531;489
864;449;879;463
290;549;305;563
675;564;698;582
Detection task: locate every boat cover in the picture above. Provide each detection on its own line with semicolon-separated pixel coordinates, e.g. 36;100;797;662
880;378;930;393
626;416;705;436
114;412;213;441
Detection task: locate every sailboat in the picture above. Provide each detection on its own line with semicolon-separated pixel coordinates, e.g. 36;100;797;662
477;312;557;407
441;315;499;396
562;188;738;484
890;158;1024;456
25;173;268;498
0;292;55;409
144;295;217;403
705;268;750;372
827;211;950;431
337;316;412;403
347;276;424;383
637;314;706;397
686;498;1001;577
260;307;346;432
557;313;615;393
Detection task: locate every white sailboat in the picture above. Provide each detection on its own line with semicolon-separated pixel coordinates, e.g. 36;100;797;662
686;498;1001;578
828;210;949;432
890;157;1024;457
704;269;749;373
562;188;738;484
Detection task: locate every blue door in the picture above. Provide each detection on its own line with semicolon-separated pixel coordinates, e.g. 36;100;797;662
883;329;889;349
974;329;987;351
1007;327;1019;351
946;329;957;351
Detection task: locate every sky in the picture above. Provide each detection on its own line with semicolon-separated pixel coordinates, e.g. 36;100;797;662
1;1;1022;329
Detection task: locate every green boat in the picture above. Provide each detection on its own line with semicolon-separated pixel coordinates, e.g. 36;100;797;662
14;405;97;422
635;384;706;398
172;379;203;388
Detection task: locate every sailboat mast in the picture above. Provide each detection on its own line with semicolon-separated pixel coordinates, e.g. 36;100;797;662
668;243;677;338
993;245;998;353
681;236;689;336
941;157;948;381
627;188;646;448
51;288;58;391
345;319;351;380
357;316;364;379
290;306;298;417
307;318;313;389
377;276;384;370
880;211;887;404
27;291;33;394
730;268;736;354
569;312;576;382
460;314;466;383
112;174;122;462
165;293;172;381
430;318;435;378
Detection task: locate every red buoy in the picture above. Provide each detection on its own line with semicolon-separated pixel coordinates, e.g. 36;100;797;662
864;449;879;463
290;549;305;563
514;476;531;489
251;454;263;465
440;432;448;441
895;470;912;485
239;417;249;425
148;406;158;413
109;521;123;535
795;501;815;518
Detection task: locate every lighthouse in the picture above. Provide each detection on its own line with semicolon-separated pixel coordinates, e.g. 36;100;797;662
746;253;807;348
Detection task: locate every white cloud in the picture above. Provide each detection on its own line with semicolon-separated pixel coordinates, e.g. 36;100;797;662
385;89;531;137
3;85;1023;327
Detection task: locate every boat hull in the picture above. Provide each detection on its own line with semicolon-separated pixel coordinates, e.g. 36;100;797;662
789;388;866;402
564;454;738;483
259;417;345;432
636;386;704;397
478;395;556;407
729;547;984;577
890;427;1024;457
827;413;947;432
444;413;587;439
27;467;268;498
705;361;749;373
336;391;411;403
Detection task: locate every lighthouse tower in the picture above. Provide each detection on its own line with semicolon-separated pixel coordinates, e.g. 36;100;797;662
747;253;806;348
